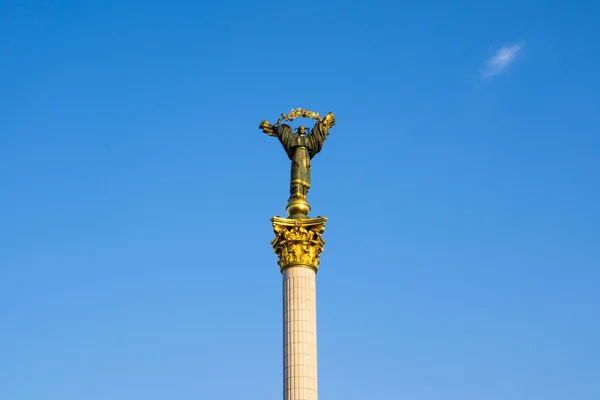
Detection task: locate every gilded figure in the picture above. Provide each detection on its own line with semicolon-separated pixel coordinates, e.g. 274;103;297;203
260;111;335;203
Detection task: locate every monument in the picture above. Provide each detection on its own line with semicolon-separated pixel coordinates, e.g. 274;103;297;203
260;108;335;400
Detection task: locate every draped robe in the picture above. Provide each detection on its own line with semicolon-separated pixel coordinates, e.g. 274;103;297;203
276;121;330;200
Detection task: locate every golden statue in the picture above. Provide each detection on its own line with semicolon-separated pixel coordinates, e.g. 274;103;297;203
260;108;335;218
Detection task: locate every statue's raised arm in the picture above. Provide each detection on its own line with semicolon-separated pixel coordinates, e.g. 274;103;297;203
306;112;335;159
259;108;335;219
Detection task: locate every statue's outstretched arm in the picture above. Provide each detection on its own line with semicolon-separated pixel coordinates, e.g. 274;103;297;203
306;112;335;158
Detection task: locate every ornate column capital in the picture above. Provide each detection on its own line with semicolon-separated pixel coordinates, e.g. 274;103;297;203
270;216;327;273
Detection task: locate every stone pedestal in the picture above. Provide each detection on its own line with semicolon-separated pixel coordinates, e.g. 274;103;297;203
271;216;327;400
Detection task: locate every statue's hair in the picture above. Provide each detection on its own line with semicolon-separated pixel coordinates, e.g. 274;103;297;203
294;126;311;134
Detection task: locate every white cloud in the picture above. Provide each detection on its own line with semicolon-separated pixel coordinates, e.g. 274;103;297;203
482;43;523;78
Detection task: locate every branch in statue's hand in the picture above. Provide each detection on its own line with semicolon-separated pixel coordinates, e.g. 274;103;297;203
259;120;277;136
321;112;336;128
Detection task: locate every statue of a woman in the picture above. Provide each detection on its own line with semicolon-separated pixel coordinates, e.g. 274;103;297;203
260;113;335;205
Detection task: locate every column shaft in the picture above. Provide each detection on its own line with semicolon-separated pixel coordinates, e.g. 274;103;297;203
283;266;318;400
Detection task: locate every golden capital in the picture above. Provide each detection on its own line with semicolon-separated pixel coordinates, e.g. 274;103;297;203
270;216;327;273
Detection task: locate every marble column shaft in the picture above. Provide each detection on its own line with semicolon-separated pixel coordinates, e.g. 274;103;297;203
283;266;318;400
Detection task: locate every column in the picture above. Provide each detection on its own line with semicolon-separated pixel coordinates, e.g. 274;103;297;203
271;217;327;400
283;266;317;400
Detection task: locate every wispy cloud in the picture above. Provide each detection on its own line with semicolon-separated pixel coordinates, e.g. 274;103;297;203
482;43;523;78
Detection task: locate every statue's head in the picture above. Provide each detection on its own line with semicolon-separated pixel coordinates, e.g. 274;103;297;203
297;126;307;136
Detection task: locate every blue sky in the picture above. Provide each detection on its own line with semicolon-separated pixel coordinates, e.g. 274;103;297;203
1;1;599;399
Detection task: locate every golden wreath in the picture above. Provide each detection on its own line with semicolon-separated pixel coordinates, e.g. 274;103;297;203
279;108;322;122
259;108;335;136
